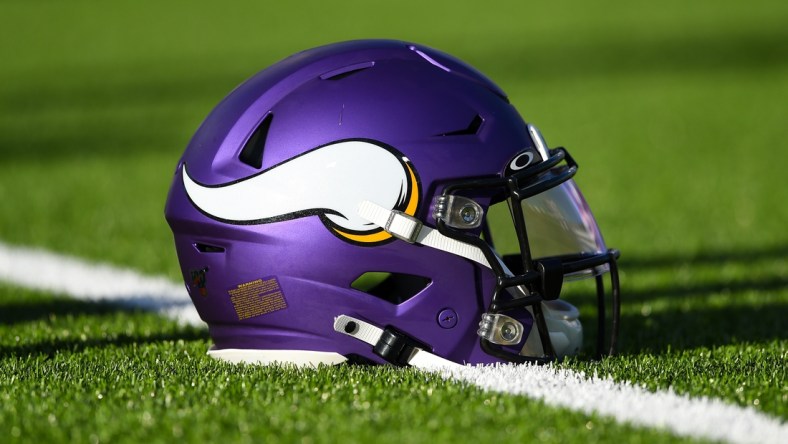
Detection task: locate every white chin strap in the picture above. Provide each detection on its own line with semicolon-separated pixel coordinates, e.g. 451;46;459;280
333;315;461;370
357;201;491;268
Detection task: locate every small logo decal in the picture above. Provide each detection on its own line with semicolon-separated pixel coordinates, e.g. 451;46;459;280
509;152;534;171
504;149;540;177
189;267;209;297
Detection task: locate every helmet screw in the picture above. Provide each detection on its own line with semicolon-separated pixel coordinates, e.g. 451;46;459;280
459;205;477;224
437;308;458;329
500;322;518;341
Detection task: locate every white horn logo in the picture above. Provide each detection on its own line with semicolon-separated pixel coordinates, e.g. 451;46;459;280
182;139;420;245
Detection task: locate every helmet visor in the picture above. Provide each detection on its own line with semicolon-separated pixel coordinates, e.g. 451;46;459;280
518;178;608;278
486;178;608;279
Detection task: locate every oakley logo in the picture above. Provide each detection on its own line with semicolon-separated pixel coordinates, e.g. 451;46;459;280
505;151;536;176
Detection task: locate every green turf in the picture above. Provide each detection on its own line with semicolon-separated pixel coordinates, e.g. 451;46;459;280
0;286;690;444
1;0;786;442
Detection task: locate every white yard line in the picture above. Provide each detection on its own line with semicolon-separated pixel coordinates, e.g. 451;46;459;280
442;364;787;444
0;242;202;326
0;241;785;443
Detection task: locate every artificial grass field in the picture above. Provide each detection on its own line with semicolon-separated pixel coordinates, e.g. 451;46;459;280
1;0;786;442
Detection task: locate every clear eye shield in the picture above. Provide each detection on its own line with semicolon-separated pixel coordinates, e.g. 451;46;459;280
517;179;609;278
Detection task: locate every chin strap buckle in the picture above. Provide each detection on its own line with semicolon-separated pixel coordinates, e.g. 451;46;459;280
373;328;422;366
333;315;459;370
384;210;423;243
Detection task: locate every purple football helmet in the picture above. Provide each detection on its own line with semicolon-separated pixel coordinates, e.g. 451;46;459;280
165;40;620;367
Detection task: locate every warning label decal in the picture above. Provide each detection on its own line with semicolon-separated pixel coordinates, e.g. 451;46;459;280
228;276;287;320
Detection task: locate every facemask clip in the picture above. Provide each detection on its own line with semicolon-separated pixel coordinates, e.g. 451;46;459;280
537;258;564;300
433;195;483;229
477;313;524;345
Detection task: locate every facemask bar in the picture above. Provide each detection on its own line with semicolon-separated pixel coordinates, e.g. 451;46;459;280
435;147;621;363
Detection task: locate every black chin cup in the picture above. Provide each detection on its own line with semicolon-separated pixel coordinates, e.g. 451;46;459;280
436;147;622;364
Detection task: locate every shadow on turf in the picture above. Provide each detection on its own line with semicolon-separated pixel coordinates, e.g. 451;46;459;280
0;298;208;358
0;298;155;326
6;19;787;164
621;276;787;303
0;68;240;163
475;25;788;82
620;244;788;270
0;330;208;359
610;244;788;354
615;301;788;354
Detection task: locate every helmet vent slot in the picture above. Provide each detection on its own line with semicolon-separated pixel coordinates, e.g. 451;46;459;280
437;114;483;137
408;45;451;72
238;112;273;169
351;272;431;305
193;242;225;253
320;61;375;80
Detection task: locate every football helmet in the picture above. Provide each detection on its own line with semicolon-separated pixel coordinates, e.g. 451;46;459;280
165;40;620;367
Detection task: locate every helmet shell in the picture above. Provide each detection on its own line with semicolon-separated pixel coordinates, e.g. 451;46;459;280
165;40;538;364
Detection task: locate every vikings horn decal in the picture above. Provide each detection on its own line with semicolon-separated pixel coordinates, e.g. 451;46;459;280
182;139;420;245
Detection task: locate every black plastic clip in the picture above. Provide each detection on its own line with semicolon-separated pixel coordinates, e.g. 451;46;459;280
373;327;428;366
537;258;564;300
